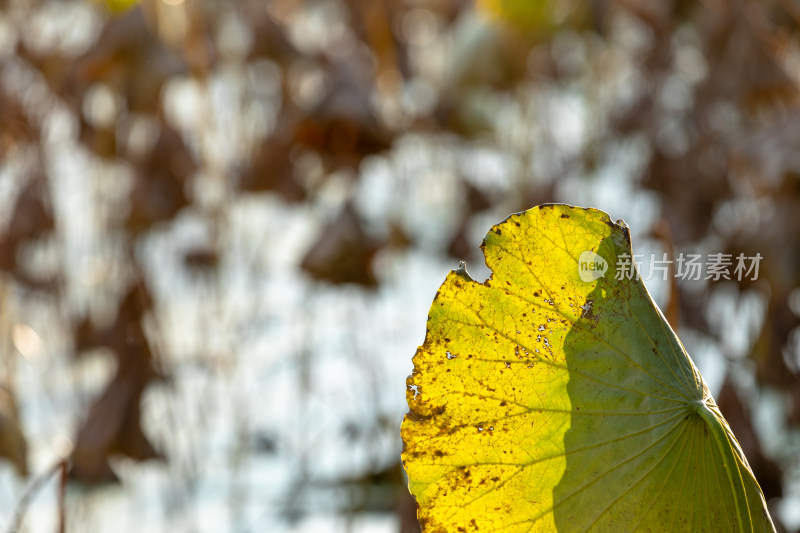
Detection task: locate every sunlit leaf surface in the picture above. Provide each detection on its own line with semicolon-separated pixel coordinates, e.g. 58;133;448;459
401;204;775;532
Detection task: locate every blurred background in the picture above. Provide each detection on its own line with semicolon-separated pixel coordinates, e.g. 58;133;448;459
0;0;799;531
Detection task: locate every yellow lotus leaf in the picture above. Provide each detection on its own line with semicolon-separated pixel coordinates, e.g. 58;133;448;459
401;204;775;532
95;0;140;15
476;0;587;35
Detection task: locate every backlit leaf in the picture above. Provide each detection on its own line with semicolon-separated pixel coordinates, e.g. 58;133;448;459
401;204;775;532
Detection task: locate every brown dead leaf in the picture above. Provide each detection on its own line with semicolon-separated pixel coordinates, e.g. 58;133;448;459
70;280;162;483
126;123;194;233
300;203;381;287
0;386;27;477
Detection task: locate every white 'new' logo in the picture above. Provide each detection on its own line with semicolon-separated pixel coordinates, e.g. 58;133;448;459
578;251;608;282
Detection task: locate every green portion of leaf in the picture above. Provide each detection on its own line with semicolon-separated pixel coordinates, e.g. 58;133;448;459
402;204;775;532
